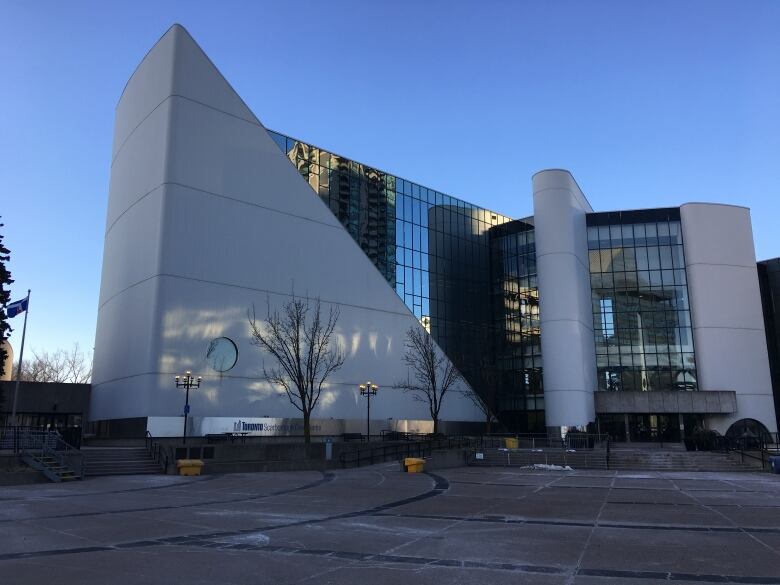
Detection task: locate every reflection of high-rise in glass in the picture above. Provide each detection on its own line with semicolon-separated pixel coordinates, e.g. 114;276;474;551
268;130;522;426
277;135;397;285
587;210;697;392
489;220;544;432
266;130;775;439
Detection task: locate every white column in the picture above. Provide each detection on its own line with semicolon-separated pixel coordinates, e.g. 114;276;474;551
680;203;777;433
533;170;597;427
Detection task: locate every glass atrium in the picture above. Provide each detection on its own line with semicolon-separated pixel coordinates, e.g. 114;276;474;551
269;132;700;434
587;209;697;393
268;130;549;430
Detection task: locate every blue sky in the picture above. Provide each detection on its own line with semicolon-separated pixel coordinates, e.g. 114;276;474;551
2;1;779;357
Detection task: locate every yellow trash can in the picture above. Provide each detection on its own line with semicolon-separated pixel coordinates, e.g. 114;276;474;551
504;437;519;449
404;457;425;473
176;459;204;476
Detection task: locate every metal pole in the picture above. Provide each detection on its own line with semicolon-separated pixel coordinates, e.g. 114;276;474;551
11;289;31;427
183;384;190;445
366;388;370;443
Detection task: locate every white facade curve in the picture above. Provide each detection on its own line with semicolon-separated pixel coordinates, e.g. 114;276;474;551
91;24;482;432
680;203;778;433
90;24;778;440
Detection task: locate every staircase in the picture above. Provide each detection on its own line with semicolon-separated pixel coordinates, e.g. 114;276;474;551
607;449;760;472
21;452;80;482
83;447;163;476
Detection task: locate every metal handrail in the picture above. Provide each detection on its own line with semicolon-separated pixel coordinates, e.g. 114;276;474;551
715;435;778;471
475;433;610;451
16;428;84;479
466;446;611;470
41;433;84;479
16;428;58;452
1;426;59;452
146;431;168;472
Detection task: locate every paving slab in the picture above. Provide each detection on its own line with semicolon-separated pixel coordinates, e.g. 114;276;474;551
582;525;780;579
1;466;779;584
599;501;733;527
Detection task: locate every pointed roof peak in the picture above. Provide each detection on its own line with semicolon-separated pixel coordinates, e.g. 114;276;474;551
114;23;261;158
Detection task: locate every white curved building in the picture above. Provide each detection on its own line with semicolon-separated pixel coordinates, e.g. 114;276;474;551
91;25;777;440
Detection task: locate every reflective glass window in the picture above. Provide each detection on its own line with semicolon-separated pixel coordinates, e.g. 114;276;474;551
588;218;696;392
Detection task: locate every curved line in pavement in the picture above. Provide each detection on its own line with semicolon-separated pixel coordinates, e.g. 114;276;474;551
0;471;335;524
182;471;450;538
0;470;450;566
0;474;221;502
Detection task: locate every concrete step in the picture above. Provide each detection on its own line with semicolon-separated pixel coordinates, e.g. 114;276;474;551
86;462;161;470
86;468;161;476
82;446;162;477
82;439;147;448
607;450;758;472
84;456;151;461
82;448;150;456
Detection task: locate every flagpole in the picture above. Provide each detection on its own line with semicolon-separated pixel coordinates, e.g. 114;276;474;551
10;289;30;427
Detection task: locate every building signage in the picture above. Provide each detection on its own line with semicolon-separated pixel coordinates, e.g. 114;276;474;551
232;420;323;434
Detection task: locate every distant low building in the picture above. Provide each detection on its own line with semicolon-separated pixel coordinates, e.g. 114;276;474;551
0;381;90;429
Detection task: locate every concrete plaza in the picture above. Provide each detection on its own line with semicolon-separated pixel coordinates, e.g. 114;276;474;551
1;465;779;584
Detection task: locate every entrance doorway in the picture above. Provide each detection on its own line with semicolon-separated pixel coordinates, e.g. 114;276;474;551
597;413;704;442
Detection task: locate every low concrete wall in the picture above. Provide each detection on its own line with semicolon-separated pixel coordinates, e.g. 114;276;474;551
160;440;472;475
160;441;349;474
423;448;470;471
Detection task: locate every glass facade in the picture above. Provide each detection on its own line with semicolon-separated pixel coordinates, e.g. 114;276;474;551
268;129;705;433
489;220;544;432
587;209;697;393
267;130;518;422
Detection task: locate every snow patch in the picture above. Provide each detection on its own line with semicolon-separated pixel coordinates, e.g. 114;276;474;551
215;532;270;545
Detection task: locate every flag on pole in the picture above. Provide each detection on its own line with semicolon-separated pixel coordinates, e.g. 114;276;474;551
7;297;28;318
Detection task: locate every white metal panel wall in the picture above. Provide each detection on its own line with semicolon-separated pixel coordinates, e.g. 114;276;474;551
533;170;597;427
91;25;481;425
680;203;777;433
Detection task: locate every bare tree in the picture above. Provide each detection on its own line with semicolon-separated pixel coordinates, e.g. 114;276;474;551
460;361;500;435
248;294;344;444
13;343;92;383
395;326;462;435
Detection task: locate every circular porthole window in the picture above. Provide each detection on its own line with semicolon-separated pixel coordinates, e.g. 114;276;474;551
206;337;238;372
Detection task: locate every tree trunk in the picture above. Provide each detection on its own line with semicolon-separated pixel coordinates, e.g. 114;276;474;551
303;410;311;444
432;417;439;435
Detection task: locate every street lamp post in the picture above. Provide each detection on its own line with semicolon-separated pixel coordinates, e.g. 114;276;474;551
175;371;201;445
359;381;378;443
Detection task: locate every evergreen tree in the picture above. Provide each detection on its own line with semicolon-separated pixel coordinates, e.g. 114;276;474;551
0;218;12;409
